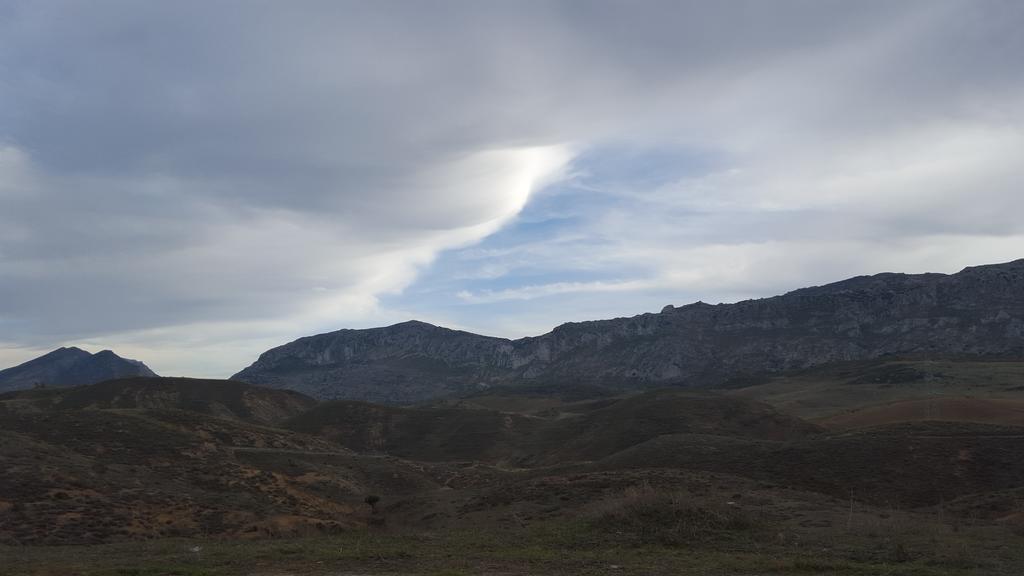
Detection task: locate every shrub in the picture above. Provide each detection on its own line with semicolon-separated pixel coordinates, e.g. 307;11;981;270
586;484;755;546
364;494;381;514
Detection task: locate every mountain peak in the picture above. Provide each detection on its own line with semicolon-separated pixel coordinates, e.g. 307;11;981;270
41;346;91;359
0;347;157;393
388;320;438;329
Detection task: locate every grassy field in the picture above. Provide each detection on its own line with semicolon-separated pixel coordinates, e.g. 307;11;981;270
4;509;1023;576
5;478;1024;576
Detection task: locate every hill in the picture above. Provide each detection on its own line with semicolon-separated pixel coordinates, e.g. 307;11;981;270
818;397;1024;430
0;386;446;545
0;347;157;392
286;400;538;463
0;377;317;426
599;421;1024;508
4;374;1024;576
730;358;1024;420
233;259;1024;402
538;389;820;465
286;389;819;465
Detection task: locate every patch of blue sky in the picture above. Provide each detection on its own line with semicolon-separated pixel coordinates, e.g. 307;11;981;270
383;143;729;334
568;142;725;192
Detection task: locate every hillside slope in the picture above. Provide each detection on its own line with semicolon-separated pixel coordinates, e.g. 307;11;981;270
730;358;1024;419
818;397;1024;430
599;421;1024;507
0;388;444;545
1;377;317;426
4;375;1024;554
234;259;1024;402
286;389;819;465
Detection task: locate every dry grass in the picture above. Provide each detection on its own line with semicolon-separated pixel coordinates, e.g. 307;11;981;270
585;483;759;546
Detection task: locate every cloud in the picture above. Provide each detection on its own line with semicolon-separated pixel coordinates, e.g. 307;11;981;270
379;1;1024;337
1;1;1022;374
0;141;569;374
457;279;653;304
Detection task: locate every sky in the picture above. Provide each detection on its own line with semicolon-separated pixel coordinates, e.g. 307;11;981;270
1;0;1023;377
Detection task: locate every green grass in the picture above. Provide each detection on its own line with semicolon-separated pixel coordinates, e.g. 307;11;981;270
3;514;1022;576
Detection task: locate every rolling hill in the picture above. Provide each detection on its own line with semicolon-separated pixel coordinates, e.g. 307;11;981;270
1;377;317;426
4;368;1024;576
0;383;443;545
730;358;1024;420
286;389;820;465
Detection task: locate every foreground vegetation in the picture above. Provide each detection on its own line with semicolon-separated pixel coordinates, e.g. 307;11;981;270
5;489;1024;576
5;359;1024;574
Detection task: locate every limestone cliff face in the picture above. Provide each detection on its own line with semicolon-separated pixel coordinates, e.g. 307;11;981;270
233;260;1024;403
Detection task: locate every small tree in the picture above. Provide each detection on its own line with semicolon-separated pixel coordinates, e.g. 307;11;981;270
364;494;380;514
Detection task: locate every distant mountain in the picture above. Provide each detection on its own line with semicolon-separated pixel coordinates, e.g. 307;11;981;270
233;259;1024;403
0;347;157;392
234;321;518;403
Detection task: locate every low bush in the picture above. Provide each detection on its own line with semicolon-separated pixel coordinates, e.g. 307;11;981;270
586;484;756;546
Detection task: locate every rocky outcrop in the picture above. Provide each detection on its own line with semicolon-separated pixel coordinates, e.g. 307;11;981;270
0;347;157;392
233;259;1024;403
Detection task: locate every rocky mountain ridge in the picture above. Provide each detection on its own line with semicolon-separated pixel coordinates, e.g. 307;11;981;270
233;259;1024;402
0;347;157;392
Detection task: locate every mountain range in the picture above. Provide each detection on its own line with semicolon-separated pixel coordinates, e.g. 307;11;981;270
0;347;156;393
233;259;1024;402
3;259;1022;402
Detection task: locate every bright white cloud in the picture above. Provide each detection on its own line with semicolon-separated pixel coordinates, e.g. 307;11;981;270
0;136;570;375
457;279;653;304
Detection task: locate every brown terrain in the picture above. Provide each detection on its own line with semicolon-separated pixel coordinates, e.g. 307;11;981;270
3;357;1024;575
819;397;1024;430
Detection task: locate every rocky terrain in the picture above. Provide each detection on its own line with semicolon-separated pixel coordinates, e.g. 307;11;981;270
234;259;1024;402
1;379;817;546
5;366;1024;575
0;347;157;393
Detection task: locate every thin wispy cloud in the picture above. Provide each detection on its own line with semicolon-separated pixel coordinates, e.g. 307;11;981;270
457;279;654;304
